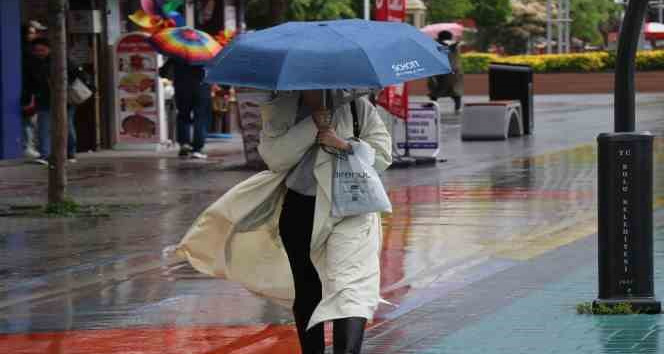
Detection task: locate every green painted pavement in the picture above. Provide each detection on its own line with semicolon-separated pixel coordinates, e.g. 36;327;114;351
421;222;664;354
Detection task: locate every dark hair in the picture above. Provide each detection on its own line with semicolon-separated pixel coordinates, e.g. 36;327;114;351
31;37;50;48
437;30;453;42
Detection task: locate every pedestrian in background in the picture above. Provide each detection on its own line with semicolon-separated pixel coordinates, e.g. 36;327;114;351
21;38;86;165
20;20;46;159
159;59;212;159
427;30;464;114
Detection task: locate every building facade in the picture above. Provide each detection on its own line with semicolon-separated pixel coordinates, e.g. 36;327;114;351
0;0;245;159
0;0;22;159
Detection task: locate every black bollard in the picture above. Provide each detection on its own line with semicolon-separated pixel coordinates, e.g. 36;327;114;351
594;132;661;314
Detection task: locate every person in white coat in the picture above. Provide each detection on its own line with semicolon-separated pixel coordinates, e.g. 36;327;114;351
174;89;392;354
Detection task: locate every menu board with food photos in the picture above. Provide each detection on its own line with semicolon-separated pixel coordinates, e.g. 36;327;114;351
114;32;166;147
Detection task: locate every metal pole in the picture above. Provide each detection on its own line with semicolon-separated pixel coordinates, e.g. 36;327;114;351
660;0;664;23
557;0;563;53
615;0;650;132
364;0;370;20
547;0;553;54
594;2;661;316
566;0;572;52
568;0;572;52
562;0;567;52
561;0;566;53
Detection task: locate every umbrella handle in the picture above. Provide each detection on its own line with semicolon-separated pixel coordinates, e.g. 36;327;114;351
320;89;332;127
318;90;335;156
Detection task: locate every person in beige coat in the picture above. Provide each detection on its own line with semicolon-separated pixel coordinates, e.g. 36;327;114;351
174;89;392;353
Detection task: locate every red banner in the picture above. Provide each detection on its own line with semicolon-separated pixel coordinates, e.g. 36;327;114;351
375;0;406;22
375;0;408;119
377;83;408;119
374;0;388;21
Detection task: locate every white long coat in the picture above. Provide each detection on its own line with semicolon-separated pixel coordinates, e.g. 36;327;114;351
175;92;392;329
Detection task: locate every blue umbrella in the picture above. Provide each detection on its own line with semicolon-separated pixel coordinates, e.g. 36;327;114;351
205;19;452;90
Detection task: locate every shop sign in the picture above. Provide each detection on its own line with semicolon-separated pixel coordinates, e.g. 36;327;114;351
114;32;166;147
393;101;440;158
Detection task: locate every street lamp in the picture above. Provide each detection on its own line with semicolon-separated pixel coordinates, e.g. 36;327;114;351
615;0;650;132
594;0;661;314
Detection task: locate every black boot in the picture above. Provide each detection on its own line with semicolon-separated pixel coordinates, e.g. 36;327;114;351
333;317;367;354
293;309;325;354
453;96;462;113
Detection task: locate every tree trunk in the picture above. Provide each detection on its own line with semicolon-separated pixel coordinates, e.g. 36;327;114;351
48;0;68;204
270;0;287;26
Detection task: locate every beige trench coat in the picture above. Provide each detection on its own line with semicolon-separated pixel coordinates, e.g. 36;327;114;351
175;92;392;329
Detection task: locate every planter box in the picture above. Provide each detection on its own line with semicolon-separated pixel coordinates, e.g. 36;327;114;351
409;71;664;96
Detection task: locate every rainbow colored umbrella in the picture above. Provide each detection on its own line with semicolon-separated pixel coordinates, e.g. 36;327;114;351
148;27;222;65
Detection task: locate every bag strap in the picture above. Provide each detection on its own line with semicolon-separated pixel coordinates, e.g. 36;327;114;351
351;100;360;138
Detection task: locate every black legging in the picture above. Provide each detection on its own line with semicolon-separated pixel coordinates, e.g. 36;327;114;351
279;189;325;353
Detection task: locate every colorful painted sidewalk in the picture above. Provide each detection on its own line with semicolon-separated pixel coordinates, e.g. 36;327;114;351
2;94;664;353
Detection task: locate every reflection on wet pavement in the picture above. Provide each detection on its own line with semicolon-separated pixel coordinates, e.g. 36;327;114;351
1;94;664;353
377;144;599;319
1;143;603;352
2;325;301;354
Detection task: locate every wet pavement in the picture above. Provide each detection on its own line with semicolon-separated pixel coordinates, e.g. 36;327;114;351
2;93;664;353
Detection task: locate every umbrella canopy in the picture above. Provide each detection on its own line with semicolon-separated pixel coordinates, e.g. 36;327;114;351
421;23;464;40
645;22;664;41
128;10;164;33
205;19;452;90
148;27;222;65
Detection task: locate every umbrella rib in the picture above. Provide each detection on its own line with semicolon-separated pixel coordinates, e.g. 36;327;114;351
325;25;383;88
275;45;295;90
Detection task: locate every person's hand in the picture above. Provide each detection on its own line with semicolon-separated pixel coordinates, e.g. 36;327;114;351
317;129;351;151
312;109;331;130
